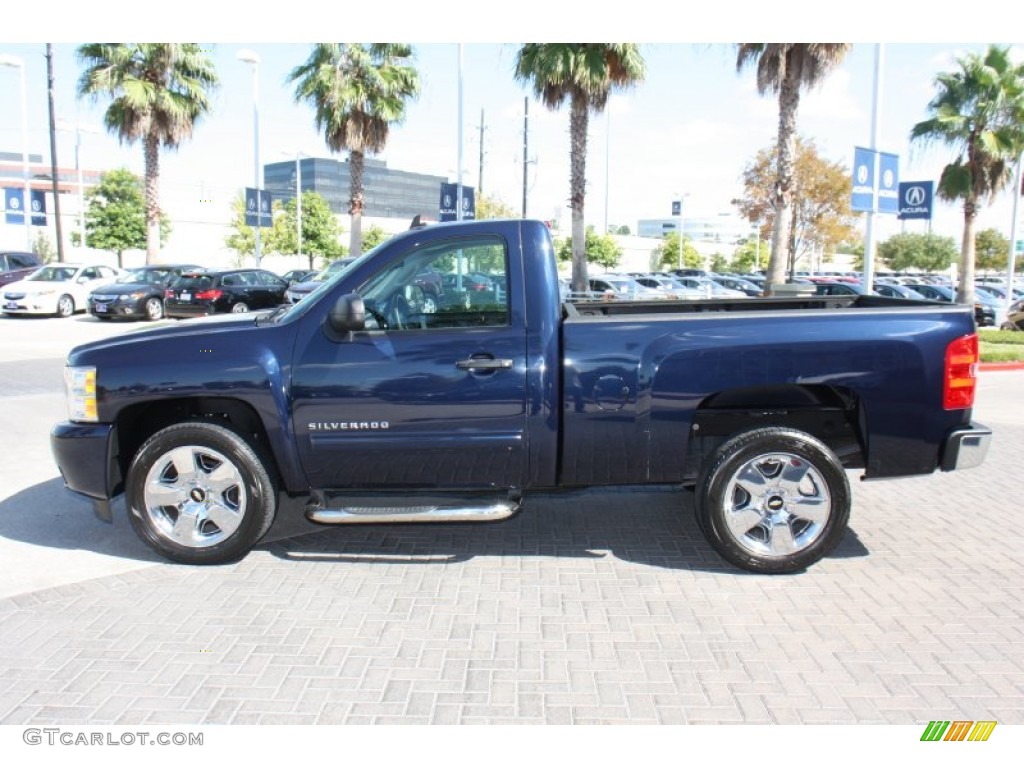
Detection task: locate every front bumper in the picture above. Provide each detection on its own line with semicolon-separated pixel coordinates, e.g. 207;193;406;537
50;421;119;521
940;422;992;471
3;295;58;314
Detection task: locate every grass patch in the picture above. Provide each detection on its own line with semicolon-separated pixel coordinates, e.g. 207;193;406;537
979;329;1024;345
980;341;1024;363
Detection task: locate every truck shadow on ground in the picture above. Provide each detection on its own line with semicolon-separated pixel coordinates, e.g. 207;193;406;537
0;477;160;563
264;486;870;575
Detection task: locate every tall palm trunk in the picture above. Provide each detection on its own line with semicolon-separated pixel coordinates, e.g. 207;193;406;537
958;197;978;305
569;94;589;293
144;133;160;264
348;150;365;259
766;61;802;296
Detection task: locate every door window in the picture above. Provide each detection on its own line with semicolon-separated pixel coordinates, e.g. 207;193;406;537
359;237;509;331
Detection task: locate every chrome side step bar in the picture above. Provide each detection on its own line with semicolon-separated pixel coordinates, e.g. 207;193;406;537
305;496;520;525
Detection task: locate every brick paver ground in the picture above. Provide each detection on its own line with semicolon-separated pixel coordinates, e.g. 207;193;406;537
1;401;1021;725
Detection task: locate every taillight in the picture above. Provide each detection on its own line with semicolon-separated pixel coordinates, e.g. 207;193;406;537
194;289;222;300
944;333;978;410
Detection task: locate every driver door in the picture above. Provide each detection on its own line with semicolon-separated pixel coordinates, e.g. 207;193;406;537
292;234;528;490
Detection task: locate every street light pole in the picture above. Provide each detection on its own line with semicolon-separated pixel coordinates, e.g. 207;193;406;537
57;120;100;251
0;54;32;251
238;49;262;267
295;153;302;263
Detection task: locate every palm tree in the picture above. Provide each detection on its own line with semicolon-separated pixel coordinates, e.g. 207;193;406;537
911;45;1024;304
77;44;218;263
514;44;645;293
289;44;420;258
736;44;851;295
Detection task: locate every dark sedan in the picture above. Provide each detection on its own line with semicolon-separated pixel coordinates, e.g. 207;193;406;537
89;264;204;321
903;282;996;327
164;269;288;318
0;250;42;289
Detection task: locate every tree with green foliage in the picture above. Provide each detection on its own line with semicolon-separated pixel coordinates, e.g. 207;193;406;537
731;239;769;273
911;45;1024;303
515;43;645;293
475;193;518;220
877;233;958;272
361;224;391;251
736;43;852;294
974;228;1010;273
289;44;420;259
77;43;218;263
84;168;170;267
735;136;857;283
556;226;622;270
33;232;57;264
655;232;702;270
268;191;344;269
616;225;632;236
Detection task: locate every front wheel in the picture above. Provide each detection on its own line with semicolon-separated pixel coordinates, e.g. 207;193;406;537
125;421;277;564
144;297;164;321
695;427;850;574
55;294;75;318
231;302;249;314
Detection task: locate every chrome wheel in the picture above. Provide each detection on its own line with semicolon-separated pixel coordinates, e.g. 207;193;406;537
144;297;164;321
56;295;74;318
721;452;831;558
231;302;249;313
142;445;247;548
695;427;850;574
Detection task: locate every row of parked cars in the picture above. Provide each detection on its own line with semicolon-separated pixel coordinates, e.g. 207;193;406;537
1;255;297;321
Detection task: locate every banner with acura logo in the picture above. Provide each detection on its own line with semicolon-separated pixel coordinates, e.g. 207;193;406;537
4;187;47;226
897;181;934;220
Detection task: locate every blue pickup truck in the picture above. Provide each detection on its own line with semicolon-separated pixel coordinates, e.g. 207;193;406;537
51;219;990;574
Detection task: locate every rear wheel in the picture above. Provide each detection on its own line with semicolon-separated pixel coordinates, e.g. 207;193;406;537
55;294;75;318
126;421;277;564
695;427;850;574
231;302;249;313
144;297;164;321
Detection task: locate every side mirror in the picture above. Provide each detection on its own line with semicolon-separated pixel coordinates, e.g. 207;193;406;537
326;293;366;339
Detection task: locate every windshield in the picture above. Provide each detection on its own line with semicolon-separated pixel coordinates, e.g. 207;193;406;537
116;268;151;284
27;265;77;282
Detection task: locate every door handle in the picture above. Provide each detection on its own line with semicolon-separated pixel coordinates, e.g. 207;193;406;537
456;357;513;371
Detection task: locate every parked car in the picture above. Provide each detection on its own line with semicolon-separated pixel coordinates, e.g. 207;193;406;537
903;282;997;327
812;282;873;297
0;250;43;289
3;263;121;318
872;282;926;300
164;269;288;318
281;269;317;285
675;276;747;298
1002;299;1024;331
286;258;357;304
713;276;763;297
89;264;204;322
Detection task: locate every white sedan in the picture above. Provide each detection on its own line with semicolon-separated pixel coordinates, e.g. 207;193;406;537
3;263;121;318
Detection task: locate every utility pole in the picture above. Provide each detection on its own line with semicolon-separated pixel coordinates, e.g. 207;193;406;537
478;108;485;197
522;97;529;218
46;44;64;260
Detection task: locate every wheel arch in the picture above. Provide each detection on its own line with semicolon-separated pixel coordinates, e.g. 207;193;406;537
111;396;301;497
683;384;867;483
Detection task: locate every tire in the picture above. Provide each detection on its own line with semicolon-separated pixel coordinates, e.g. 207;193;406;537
421;294;438;314
125;421;277;565
144;297;164;321
231;302;249;313
694;427;850;574
55;294;75;318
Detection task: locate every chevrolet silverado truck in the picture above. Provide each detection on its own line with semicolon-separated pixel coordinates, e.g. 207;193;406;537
51;219;991;573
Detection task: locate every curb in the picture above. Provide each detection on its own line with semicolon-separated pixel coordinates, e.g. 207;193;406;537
980;361;1024;371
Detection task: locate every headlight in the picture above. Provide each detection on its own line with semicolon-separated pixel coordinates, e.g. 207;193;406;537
124;291;147;301
35;288;56;296
64;366;98;422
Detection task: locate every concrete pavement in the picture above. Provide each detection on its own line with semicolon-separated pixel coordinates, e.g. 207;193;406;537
0;314;1021;724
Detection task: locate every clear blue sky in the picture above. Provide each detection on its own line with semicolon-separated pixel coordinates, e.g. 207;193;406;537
1;5;1019;254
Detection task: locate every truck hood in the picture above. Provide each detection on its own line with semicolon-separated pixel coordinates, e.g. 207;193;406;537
65;312;265;365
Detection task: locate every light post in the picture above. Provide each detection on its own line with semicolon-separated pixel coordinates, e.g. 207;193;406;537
238;49;262;267
280;150;307;265
673;193;689;270
57;119;101;250
0;53;32;251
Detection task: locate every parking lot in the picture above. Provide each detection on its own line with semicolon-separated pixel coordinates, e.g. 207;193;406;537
0;312;1022;725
